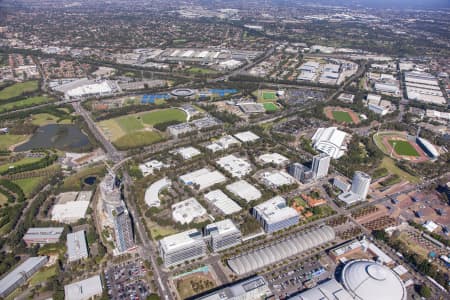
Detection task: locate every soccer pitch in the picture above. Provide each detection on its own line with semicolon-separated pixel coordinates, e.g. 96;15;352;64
388;140;419;156
263;102;279;111
332;111;353;123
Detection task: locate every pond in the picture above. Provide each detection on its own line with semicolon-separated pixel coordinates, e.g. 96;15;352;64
84;176;97;185
15;124;92;152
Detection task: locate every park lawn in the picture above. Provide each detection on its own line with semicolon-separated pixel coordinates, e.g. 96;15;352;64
149;222;178;240
141;108;187;126
113;130;163;150
0;134;29;150
332;111;353;123
0;81;39;101
0;157;42;173
62;165;106;191
187;67;218;75
13;177;45;197
30;113;72;126
98;119;125;141
379;157;419;183
28;265;57;287
388;140;419;156
0;96;53;113
116;115;144;133
263;102;279;112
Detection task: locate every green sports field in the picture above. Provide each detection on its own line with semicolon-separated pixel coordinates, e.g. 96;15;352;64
141;108;187;125
0;81;39;101
262;91;277;100
263;102;279;112
332;111;353;123
388;140;419;157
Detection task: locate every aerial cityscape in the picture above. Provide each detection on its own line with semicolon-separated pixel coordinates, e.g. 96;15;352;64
0;0;449;299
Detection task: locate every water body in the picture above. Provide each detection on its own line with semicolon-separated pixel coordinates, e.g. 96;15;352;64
84;176;97;185
15;124;91;152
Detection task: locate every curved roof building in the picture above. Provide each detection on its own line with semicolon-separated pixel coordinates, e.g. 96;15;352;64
228;226;335;275
312;127;348;159
341;260;407;300
144;177;171;207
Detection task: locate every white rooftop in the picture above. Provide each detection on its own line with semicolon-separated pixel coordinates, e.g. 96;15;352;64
51;192;91;223
204;190;242;215
258;153;289;165
159;229;204;253
179;168;227;190
172;198;207;224
64;275;103;300
216;154;252;178
234;131;260;143
205;219;240;236
423;220;438;232
254;196;299;225
261;170;295;187
139;160;168;176
144;177;171;207
67;230;88;262
312;127;348;159
206;135;240;152
176;146;201;160
226;180;261;202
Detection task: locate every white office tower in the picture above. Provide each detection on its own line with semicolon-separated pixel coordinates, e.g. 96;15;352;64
205;219;242;252
311;153;331;179
159;229;207;267
253;196;299;233
351;171;371;200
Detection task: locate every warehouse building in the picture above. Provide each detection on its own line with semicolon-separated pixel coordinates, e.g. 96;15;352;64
206;135;240;152
260;170;295;187
51;191;92;223
23;227;64;246
226;180;262;203
180;168;227;190
234;131;260;143
216;154;252;178
67;230;89;263
204;190;242;215
64;275;103;300
258;153;289;166
253;196;299;233
159;229;207;267
194;275;271;300
0;257;48;298
204;219;242;252
228;226;335;275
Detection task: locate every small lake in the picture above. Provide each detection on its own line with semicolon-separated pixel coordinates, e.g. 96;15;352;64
84;176;97;185
15;124;92;152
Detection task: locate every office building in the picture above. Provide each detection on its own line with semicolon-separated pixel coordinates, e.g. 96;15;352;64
0;257;48;298
159;229;207;267
288;163;314;183
23;227;64;246
113;206;135;253
194;275;272;300
351;171;371;200
64;275;103;300
67;230;89;262
253;196;299;233
311;153;331;179
205;219;242;252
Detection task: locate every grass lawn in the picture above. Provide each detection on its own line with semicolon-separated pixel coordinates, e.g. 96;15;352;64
0;192;7;205
398;232;428;258
98;119;125;141
149;222;178;240
176;274;216;299
0;81;39;101
187;67;218;75
29;266;57;286
117;115;144;133
0;96;53;113
13;177;45;197
262;91;277;100
263;102;279;112
0;157;42;173
141;108;187;125
388;140;419;156
62;165;106;191
0;134;29;150
113;131;163;150
379;157;419;183
30;113;72;126
332;111;353;123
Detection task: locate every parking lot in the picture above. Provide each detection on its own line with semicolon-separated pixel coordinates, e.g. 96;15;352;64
266;260;331;298
104;259;151;300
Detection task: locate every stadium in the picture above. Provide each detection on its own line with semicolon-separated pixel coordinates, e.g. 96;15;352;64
373;131;439;162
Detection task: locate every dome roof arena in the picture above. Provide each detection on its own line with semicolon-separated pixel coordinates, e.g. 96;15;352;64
171;88;195;97
228;226;335;275
341;260;407;300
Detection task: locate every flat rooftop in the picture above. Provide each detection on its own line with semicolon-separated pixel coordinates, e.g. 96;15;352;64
226;180;261;202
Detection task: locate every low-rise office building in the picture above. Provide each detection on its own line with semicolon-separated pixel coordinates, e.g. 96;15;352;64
204;219;242;252
159;229;207;267
23;227;64;246
253;196;299;233
64;275;103;300
67;230;89;263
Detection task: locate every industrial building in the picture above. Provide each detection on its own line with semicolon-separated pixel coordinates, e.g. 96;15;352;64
23;227;64;246
204;189;242;215
311;153;331;179
172;197;207;224
179;168;227;190
228;226;335;275
159;229;207;267
67;230;88;263
366;94;393;116
51;191;92;223
312;127;348;159
216;154;252;178
404;71;447;105
204;219;242;252
260;170;295;187
234;131;260;143
0;257;48;298
64;275;103;300
144;177;171;207
226;180;262;202
113;206;135;253
194;275;272;300
252;196;300;233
